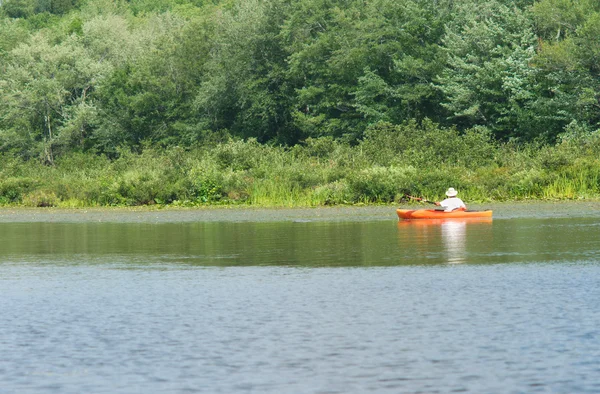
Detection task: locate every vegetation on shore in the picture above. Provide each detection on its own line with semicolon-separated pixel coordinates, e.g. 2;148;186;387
1;120;599;208
1;0;600;207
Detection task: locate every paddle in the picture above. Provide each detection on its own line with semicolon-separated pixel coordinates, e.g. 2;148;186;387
405;195;438;206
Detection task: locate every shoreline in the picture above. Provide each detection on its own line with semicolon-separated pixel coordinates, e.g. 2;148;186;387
0;200;599;223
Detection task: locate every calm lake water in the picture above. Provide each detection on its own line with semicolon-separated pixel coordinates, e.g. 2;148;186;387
2;203;600;393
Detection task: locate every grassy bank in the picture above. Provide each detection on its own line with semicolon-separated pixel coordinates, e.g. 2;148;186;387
1;121;599;208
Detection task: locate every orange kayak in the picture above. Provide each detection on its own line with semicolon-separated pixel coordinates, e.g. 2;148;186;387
397;208;493;220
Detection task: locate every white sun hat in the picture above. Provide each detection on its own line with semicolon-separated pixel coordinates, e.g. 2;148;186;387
445;187;458;197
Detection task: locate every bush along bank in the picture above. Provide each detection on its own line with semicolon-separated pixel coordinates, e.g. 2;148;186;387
0;121;599;208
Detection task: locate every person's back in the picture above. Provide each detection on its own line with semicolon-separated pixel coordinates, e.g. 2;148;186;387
436;188;466;212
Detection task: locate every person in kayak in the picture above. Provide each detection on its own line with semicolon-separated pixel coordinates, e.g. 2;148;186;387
435;188;466;212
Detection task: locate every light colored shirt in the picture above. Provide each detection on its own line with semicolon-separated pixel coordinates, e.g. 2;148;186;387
439;197;466;212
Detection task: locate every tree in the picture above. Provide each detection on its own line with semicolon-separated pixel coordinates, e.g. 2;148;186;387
0;33;103;161
194;0;294;143
92;12;212;151
0;17;29;57
531;0;600;135
436;0;552;140
283;0;449;140
2;0;35;18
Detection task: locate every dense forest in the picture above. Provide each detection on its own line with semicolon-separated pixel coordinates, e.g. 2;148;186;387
1;0;600;207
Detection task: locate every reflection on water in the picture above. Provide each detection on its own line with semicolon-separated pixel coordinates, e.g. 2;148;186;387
0;220;495;267
441;220;467;263
2;217;600;267
397;218;493;264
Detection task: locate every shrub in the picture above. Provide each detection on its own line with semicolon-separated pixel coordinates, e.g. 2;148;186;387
311;181;351;205
299;136;339;158
0;120;599;207
0;177;38;203
347;166;413;203
22;190;59;207
508;169;555;198
360;120;497;169
408;169;463;200
212;138;270;171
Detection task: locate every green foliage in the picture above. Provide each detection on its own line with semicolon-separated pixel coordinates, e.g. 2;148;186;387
1;0;80;20
37;0;80;15
360;120;496;169
92;12;212;150
531;0;594;41
0;18;29;55
2;0;35;18
0;177;38;203
530;0;600;136
347;166;416;203
22;189;59;207
2;0;600;198
437;0;545;140
283;0;447;139
193;0;294;143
